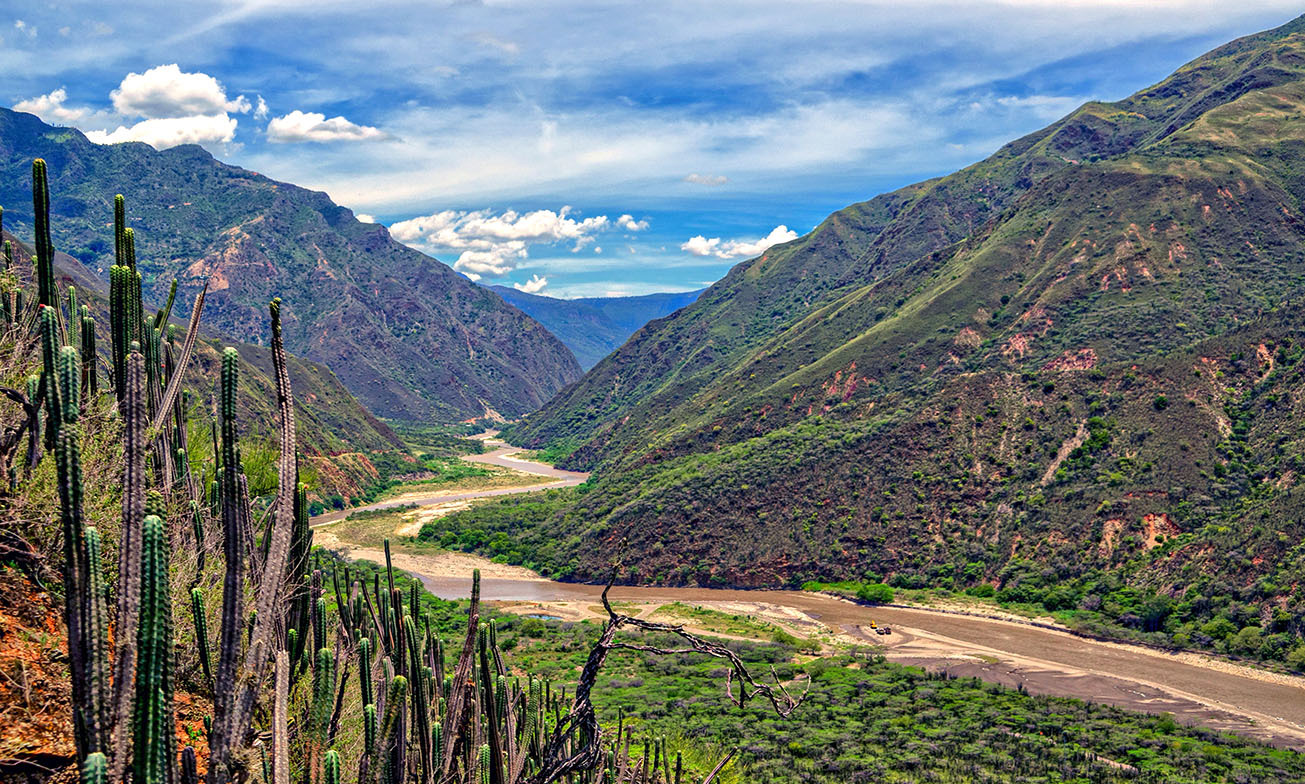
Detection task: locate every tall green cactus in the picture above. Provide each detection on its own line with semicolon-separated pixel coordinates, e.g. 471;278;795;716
323;750;340;784
82;752;107;784
379;676;408;784
191;588;212;684
109;264;132;401
52;335;95;756
31;159;57;311
359;636;375;707
209;348;243;780
83;527;110;755
81;307;97;401
189;501;205;572
114;195;126;267
40;306;63;447
25;374;40;467
312;647;336;738
132;514;174;784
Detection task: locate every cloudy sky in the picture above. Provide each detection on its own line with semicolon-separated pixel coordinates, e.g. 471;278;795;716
4;2;1302;297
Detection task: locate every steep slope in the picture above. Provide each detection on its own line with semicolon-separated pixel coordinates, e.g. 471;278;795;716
477;14;1305;651
0;110;582;422
488;286;702;369
514;12;1305;461
6;229;403;502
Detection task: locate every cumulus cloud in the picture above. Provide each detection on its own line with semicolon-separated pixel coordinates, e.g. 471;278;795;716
17;65;253;151
390;206;615;279
266;110;387;143
355;213;376;223
85;114;239;148
513;274;548;294
683;173;728;186
681;225;798;259
616;214;649;231
13;88;89;123
111;64;249;118
254;96;268;120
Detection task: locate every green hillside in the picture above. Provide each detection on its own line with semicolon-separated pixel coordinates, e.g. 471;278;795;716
480;15;1305;663
0;109;582;422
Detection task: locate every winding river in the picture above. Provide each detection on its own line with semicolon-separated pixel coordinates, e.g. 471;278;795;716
313;437;1305;750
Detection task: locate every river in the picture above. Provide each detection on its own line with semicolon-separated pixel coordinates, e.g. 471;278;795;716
313;437;1305;749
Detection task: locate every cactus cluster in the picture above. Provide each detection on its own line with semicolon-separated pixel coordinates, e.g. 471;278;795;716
9;158;789;784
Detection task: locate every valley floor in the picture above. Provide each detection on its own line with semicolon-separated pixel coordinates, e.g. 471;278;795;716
313;441;1305;751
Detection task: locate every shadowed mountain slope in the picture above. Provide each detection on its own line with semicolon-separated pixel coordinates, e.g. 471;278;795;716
0;109;582;422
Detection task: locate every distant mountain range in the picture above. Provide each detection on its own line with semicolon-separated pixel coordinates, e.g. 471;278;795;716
489;286;703;369
0;108;581;423
503;12;1305;622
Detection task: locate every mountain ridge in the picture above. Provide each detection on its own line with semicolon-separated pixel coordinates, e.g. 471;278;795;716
458;14;1305;664
0;109;582;422
487;285;703;369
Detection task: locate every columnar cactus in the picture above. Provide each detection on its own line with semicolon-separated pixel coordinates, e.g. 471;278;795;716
80;307;97;401
31;159;57;310
379;676;408;784
211;347;243;778
82;752;107;784
323;750;340;784
83;527;110;751
191;588;213;684
132;514;175;784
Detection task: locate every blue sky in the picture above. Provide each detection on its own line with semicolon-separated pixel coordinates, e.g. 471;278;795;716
4;1;1302;298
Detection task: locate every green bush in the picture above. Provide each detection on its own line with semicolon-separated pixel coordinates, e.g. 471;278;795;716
856;583;894;604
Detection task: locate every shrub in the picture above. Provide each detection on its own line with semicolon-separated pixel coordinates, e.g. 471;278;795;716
856;583;895;604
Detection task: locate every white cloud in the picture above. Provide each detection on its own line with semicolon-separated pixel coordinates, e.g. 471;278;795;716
680;235;721;257
681;225;798;259
13;88;89;123
617;214;649;231
266;110;387;143
111;64;249;118
355;213;376;223
390;206;615;279
254;95;268;120
85;114;238;149
14;20;35;38
683;173;728;186
513;274;548;294
471;32;519;56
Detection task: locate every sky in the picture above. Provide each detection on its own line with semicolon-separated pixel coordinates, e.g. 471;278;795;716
4;2;1303;298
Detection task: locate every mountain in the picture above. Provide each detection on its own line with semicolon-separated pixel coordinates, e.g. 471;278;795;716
0;109;582;422
6;229;404;499
489;15;1305;644
487;286;703;369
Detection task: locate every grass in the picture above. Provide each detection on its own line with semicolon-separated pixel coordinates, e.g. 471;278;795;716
648;602;818;650
373;458;545;502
